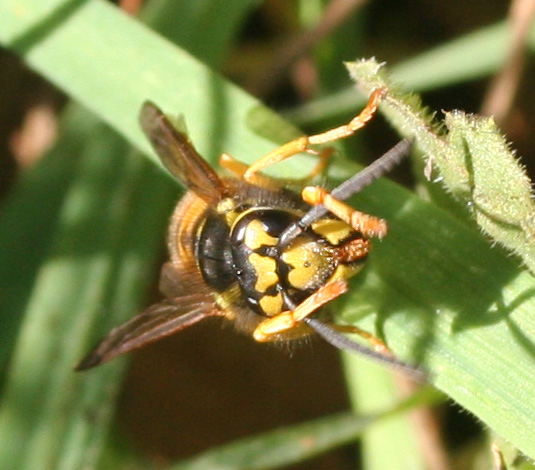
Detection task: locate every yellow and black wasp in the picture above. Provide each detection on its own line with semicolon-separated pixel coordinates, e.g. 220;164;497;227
77;89;419;377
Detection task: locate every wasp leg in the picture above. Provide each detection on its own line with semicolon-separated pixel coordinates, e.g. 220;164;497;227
219;153;249;178
334;324;392;355
293;147;333;183
244;88;386;183
219;153;278;188
253;280;348;341
220;147;332;186
301;186;387;239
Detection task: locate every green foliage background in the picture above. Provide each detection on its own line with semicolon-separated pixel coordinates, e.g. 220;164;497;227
1;1;534;469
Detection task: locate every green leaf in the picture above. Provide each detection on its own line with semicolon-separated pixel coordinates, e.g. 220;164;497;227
343;357;431;470
0;105;176;470
446;112;535;270
347;58;535;273
338;173;535;459
173;412;373;470
286;19;535;126
334;58;535;459
0;0;297;170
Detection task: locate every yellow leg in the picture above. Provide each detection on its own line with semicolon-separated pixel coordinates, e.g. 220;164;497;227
293;146;333;182
219;153;249;178
219;148;331;185
301;186;387;239
334;324;392;356
244;88;386;183
253;280;348;341
219;153;278;188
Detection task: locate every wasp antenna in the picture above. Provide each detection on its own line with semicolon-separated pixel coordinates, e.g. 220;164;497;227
279;138;413;248
330;137;413;202
304;317;427;383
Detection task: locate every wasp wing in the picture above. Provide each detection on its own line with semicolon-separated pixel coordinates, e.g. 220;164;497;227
76;295;222;370
139;101;226;202
158;262;205;299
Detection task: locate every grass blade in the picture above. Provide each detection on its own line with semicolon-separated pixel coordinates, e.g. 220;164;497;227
286;20;535;126
170;387;441;470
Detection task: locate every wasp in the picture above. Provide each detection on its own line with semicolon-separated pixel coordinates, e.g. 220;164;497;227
77;89;418;377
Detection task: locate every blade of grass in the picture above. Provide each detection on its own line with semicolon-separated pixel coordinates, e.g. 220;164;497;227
0;106;176;470
343;357;429;470
141;0;263;67
337;174;535;460
0;0;262;370
0;0;262;469
286;19;535;126
0;109;90;376
169;387;442;470
0;0;301;171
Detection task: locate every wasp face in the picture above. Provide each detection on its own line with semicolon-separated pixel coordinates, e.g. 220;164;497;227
77;91;415;373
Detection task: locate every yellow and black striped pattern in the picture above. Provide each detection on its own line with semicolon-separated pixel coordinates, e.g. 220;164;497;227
195;185;369;327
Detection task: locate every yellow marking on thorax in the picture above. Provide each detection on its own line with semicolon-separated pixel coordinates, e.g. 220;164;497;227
259;292;283;317
217;198;240;227
248;253;279;292
311;218;352;245
244;219;278;250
